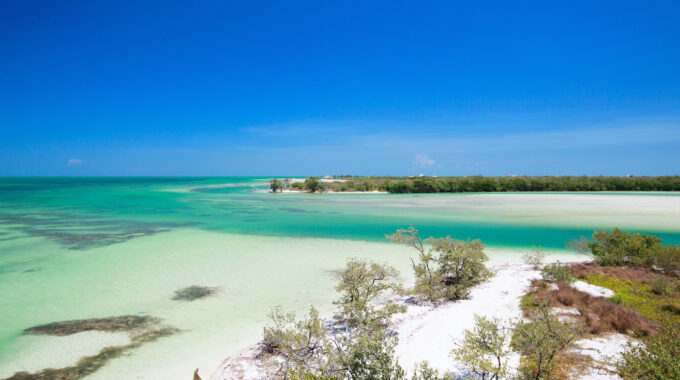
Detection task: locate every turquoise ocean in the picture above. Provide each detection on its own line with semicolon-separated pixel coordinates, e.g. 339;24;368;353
1;177;679;379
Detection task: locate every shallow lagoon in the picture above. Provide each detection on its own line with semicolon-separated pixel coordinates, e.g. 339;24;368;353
0;178;679;379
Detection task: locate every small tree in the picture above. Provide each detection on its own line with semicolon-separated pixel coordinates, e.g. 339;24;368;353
451;315;512;380
387;227;442;301
540;261;575;283
270;178;284;193
511;302;580;379
334;259;405;329
387;227;493;302
522;248;546;269
431;237;493;300
336;329;406;380
262;306;330;378
304;176;323;193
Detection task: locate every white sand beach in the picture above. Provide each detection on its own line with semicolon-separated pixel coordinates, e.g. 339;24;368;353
214;257;619;380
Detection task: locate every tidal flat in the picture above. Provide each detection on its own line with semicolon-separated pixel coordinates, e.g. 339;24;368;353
0;177;679;379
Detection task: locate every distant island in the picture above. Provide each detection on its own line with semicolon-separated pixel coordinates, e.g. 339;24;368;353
270;175;680;193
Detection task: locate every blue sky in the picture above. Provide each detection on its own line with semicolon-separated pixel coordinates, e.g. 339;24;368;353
1;1;679;176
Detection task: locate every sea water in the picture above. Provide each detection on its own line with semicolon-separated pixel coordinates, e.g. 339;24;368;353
0;177;679;379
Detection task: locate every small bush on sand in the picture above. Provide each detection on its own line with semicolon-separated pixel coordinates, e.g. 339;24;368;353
387;227;493;302
618;323;680;380
262;306;329;376
333;258;405;329
522;248;546;269
451;315;512;380
540;261;574;283
411;361;454;380
260;258;408;379
511;302;580;380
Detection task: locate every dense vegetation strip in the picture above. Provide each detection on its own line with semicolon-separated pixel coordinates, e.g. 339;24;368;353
272;175;680;193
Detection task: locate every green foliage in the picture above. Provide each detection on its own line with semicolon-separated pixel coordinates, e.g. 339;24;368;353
270;178;284;192
337;329;406;380
582;228;680;277
651;277;671;296
451;315;512;380
520;293;537;311
618;323;680;380
410;362;452;380
262;306;329;377
431;237;493;300
387;227;492;302
333;259;405;329
303;176;324;192
656;245;680;278
589;228;662;267
305;175;680;193
522;248;546;269
511;302;580;380
540;261;575;283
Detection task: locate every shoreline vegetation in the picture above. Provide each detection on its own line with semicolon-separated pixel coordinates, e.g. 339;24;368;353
217;227;680;380
270;175;680;194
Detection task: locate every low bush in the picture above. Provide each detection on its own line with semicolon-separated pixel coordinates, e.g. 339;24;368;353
589;228;662;267
451;315;512;380
657;245;680;278
618;323;680;380
541;261;575;283
522;248;546;269
512;302;581;380
584;228;680;277
651;278;671;296
522;279;657;336
571;262;651;283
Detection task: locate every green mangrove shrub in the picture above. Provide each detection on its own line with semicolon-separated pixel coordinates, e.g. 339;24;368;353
540;261;575;283
387;227;493;302
451;315;512;380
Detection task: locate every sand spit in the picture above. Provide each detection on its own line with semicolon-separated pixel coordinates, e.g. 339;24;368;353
392;264;538;376
215;262;588;379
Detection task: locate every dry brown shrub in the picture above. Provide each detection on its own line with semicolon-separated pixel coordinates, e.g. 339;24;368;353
571;262;668;285
551;351;593;380
525;278;658;336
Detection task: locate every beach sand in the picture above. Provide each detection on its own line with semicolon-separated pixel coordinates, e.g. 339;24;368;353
214;256;591;379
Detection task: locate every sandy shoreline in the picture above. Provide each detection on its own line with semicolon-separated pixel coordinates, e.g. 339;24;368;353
213;259;595;380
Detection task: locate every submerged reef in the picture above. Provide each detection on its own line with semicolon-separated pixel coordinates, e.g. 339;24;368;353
5;316;179;380
23;315;158;336
0;212;190;250
172;285;219;301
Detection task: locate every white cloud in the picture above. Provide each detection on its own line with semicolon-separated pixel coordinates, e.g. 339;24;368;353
413;154;435;168
68;158;82;165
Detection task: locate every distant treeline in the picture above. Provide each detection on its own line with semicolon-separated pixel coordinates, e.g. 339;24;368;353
293;176;680;193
